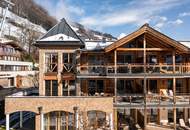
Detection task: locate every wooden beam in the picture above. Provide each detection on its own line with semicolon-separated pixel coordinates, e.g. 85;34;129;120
44;75;57;80
143;35;147;130
173;78;176;130
173;50;176;130
173;50;176;73
143;35;146;73
116;48;170;51
114;50;117;102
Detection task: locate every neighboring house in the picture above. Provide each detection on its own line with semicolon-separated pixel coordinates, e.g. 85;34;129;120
0;38;37;88
4;19;190;130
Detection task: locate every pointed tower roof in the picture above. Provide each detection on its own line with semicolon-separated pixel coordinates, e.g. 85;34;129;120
35;18;84;48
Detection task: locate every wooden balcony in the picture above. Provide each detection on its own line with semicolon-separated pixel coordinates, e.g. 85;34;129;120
78;63;190;77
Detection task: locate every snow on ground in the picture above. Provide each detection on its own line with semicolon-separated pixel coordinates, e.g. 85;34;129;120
0;7;46;39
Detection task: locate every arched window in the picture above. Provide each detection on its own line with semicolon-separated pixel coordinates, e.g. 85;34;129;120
87;111;106;129
44;111;74;130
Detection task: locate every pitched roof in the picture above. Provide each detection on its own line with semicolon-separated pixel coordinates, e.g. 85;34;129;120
35;18;84;48
105;24;189;53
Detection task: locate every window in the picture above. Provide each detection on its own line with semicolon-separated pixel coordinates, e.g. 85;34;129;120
63;53;73;63
45;80;58;96
88;80;96;95
117;80;133;95
88;55;104;65
176;79;182;94
176;55;182;63
88;80;104;96
63;53;74;72
62;80;76;96
149;80;157;93
45;53;58;73
165;55;172;64
45;80;51;96
87;111;106;129
52;80;58;96
44;111;74;130
49;112;56;130
117;54;132;64
149;55;157;64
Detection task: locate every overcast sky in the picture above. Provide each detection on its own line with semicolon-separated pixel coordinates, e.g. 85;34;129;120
34;0;190;40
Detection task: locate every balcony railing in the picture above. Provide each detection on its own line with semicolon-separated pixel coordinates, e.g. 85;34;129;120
115;94;190;108
0;50;21;57
78;63;190;75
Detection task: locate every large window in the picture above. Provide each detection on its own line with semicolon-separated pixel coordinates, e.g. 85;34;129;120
149;80;157;93
117;80;133;95
62;80;76;96
45;80;58;96
88;80;104;96
44;111;74;130
88;55;104;65
117;54;132;64
45;53;58;73
165;55;172;64
87;111;106;129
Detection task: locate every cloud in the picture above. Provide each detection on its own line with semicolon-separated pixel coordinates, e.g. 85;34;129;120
153;17;183;31
152;16;168;30
68;6;85;16
179;12;190;17
80;0;187;29
34;0;85;21
118;33;126;39
168;19;183;25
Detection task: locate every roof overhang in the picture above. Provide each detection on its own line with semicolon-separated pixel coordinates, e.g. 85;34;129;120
105;24;189;53
34;40;85;48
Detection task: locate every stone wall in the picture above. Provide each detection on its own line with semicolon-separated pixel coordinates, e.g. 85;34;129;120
5;97;113;114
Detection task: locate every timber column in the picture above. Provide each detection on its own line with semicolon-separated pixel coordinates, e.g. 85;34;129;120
58;51;63;96
143;34;147;130
172;50;176;130
114;50;118;130
76;50;81;96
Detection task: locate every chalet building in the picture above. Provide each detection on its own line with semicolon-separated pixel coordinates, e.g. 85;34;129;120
5;19;190;130
0;38;36;88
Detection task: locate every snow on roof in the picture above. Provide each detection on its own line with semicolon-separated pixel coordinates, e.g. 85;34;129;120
84;41;114;50
179;41;190;48
40;19;83;42
39;33;80;41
